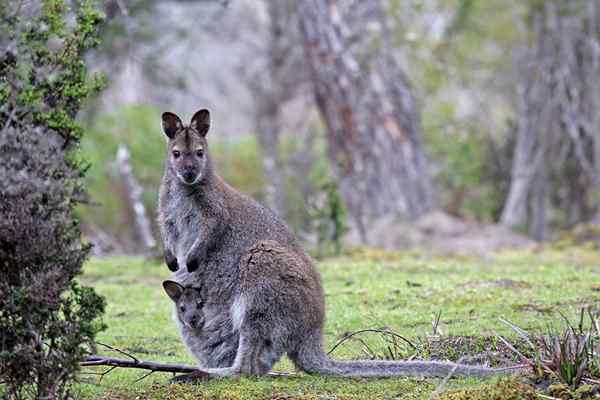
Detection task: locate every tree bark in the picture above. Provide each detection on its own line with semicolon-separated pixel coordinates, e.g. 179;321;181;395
297;0;435;240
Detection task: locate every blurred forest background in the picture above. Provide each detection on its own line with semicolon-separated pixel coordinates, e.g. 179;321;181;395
79;0;600;257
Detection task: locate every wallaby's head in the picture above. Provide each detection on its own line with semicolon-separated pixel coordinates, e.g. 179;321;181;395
163;280;205;330
161;109;211;186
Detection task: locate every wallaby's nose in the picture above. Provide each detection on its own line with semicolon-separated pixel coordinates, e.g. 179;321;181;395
182;170;196;183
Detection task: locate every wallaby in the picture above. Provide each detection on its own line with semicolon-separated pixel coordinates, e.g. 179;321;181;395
157;109;521;380
163;280;209;368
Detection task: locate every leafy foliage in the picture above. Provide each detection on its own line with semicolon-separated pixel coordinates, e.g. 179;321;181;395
0;1;106;398
309;179;349;257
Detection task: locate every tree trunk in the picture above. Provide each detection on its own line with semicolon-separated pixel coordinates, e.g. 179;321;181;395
251;0;304;218
116;144;157;253
255;99;286;218
297;0;435;240
501;0;600;237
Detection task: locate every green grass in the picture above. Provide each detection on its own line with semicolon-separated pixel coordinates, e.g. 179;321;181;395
74;245;600;399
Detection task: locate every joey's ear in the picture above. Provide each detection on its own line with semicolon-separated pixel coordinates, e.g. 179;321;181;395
161;112;183;139
190;109;210;137
163;280;184;302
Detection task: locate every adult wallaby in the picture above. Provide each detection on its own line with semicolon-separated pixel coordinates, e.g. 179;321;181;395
157;109;519;380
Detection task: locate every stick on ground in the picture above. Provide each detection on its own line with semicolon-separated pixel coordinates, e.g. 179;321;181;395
80;355;294;379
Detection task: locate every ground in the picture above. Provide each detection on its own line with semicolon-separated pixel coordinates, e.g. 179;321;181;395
74;244;600;399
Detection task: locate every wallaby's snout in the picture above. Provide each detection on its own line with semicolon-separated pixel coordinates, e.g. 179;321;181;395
181;167;197;184
161;109;211;187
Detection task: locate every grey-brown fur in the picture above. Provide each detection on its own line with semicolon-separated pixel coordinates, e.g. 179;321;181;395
158;109;519;379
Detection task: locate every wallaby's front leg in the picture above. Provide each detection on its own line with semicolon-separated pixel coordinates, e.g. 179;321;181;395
185;237;208;272
185;217;224;272
164;248;179;272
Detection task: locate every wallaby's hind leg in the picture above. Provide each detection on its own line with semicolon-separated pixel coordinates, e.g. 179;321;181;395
204;329;284;378
169;370;210;384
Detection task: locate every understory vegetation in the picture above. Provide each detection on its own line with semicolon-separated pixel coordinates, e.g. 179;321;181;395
75;245;600;399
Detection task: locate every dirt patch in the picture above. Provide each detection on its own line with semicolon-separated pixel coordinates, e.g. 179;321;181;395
423;335;525;367
512;303;554;314
460;279;532;289
345;210;534;257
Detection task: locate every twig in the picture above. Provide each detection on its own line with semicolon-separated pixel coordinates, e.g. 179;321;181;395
496;335;533;366
327;328;416;355
428;356;465;400
133;370;155;383
1;108;18;137
96;342;139;363
499;317;536;349
79;365;118;384
536;394;561;400
432;310;442;336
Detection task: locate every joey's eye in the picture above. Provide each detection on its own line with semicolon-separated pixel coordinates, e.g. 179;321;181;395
172;150;181;158
195;149;204;158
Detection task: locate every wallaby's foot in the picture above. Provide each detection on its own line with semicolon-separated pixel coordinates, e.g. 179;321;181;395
169;370;210;384
165;249;179;271
186;257;199;272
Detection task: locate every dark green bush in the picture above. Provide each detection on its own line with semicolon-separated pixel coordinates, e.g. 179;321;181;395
0;1;106;398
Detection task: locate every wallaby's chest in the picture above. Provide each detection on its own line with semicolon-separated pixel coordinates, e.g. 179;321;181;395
162;193;204;264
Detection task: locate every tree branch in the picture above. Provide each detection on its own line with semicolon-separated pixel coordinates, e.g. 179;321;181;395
81;355;197;373
80;355;295;378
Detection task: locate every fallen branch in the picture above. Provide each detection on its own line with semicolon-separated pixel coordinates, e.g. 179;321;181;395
80;355;295;378
81;355;197;374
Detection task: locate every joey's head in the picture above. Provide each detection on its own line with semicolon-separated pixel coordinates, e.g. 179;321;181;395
163;280;205;330
161;109;211;186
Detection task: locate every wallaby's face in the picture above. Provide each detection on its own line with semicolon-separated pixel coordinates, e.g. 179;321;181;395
161;109;211;186
163;280;205;330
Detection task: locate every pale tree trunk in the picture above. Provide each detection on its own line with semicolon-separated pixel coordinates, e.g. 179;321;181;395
116;144;157;253
255;98;286;218
501;0;600;238
250;0;306;218
297;0;435;240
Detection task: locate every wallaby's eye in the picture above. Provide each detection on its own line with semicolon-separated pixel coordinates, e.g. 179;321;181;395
195;149;204;158
179;305;185;313
172;150;181;159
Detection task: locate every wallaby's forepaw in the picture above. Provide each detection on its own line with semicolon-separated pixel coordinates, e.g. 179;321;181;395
164;250;179;272
169;370;210;384
186;257;199;272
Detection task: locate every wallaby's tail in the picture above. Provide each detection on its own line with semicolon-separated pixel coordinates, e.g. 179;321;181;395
290;337;522;378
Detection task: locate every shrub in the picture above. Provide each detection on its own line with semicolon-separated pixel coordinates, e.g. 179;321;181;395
0;1;106;398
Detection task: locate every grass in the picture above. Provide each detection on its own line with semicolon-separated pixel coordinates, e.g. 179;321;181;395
73;245;600;399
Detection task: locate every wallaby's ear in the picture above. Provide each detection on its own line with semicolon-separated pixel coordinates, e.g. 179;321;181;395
190;109;210;137
163;280;184;302
162;112;183;139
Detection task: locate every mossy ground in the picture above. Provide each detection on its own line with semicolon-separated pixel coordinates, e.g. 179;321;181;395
74;245;600;399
